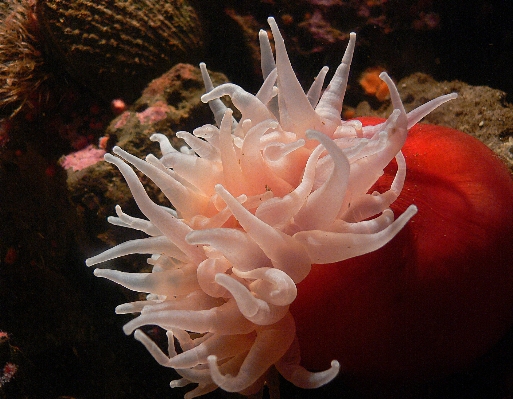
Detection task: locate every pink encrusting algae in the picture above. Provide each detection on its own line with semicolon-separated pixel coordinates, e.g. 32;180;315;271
60;144;106;172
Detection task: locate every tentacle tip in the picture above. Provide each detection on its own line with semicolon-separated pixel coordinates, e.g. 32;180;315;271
214;183;226;195
305;129;321;141
133;329;143;340
184;232;195;245
85;259;94;267
379;71;389;80
207;355;219;369
213;273;225;284
169;381;179;388
122;325;134;335
383;208;394;216
114;305;125;314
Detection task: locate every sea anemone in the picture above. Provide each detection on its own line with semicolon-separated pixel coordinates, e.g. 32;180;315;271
86;17;458;397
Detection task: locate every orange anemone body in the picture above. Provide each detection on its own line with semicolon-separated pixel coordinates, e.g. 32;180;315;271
291;118;513;385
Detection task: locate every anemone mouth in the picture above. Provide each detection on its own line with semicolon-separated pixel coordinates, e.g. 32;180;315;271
86;16;456;398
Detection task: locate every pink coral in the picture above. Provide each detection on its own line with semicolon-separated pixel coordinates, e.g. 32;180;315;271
60;144;106;171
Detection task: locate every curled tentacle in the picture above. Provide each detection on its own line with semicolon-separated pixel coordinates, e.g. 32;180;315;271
200;62;233;127
275;336;340;389
207;312;296;392
239;119;294;196
176;130;219;161
201;83;274;126
342;151;406;222
255;143;322;228
380;72;406;117
150;133;176;155
330;208;395;234
232;267;297;306
263;138;305;163
196;257;231;298
215;273;290;325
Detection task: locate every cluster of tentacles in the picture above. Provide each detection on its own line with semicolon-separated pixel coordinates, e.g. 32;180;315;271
86;17;456;398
